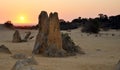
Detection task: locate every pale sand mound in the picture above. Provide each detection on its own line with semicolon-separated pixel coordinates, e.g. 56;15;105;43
0;29;120;70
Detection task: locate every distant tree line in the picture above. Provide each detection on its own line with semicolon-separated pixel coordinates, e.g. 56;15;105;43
3;14;120;33
59;14;120;33
30;14;120;33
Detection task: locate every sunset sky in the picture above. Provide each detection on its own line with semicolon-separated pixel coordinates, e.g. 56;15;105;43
0;0;120;26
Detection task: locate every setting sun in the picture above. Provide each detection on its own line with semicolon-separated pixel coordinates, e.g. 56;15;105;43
14;15;31;26
20;16;25;21
19;16;25;23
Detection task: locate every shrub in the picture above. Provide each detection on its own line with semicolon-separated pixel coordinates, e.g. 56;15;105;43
81;19;100;33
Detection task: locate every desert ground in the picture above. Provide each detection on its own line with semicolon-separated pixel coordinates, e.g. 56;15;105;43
0;28;120;70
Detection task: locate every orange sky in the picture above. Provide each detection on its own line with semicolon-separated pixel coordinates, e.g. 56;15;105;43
0;0;120;26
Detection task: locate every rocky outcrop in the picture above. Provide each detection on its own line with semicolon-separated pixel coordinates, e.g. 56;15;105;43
12;30;22;43
23;32;31;42
62;33;85;56
12;56;37;70
12;30;33;43
44;12;66;57
0;45;11;54
32;11;66;57
47;12;62;49
33;11;84;57
29;36;34;40
33;11;49;54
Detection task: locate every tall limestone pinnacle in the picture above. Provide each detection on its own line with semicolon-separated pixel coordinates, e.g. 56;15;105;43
33;11;49;54
47;12;62;50
44;12;66;57
33;11;66;56
33;11;84;57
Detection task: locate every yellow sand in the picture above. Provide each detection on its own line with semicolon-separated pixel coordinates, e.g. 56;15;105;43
0;28;120;70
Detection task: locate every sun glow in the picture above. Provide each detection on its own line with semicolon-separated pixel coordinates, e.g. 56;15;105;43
19;16;25;23
20;16;25;21
14;15;31;26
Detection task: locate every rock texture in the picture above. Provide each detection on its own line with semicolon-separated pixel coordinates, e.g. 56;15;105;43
12;56;37;70
11;53;27;59
47;12;62;49
12;60;36;70
33;11;49;54
116;60;120;70
23;32;31;42
12;30;33;43
29;36;34;40
12;30;22;43
24;56;38;65
44;12;66;57
32;11;66;57
33;11;84;57
0;45;11;54
62;33;85;55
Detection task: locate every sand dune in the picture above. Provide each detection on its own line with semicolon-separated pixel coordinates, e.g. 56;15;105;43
0;29;120;70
